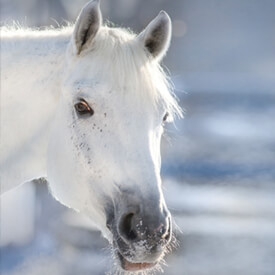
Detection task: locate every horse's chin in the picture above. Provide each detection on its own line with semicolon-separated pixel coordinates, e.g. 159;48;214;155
116;250;157;272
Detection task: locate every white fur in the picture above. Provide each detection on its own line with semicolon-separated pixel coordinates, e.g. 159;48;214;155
0;2;182;269
47;24;181;237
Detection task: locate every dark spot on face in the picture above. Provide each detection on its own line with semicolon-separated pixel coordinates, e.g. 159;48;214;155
100;129;102;132
104;113;107;117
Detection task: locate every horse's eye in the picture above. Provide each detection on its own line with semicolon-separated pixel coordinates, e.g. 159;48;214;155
74;100;94;116
163;112;169;122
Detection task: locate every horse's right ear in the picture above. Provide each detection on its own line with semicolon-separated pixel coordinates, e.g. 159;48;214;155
73;0;102;55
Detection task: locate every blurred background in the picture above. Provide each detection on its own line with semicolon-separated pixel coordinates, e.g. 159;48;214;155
1;0;275;274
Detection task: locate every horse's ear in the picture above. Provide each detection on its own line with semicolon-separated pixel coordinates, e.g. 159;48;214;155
73;0;102;55
138;11;172;61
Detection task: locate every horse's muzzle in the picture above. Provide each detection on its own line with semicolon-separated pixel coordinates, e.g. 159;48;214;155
107;204;172;271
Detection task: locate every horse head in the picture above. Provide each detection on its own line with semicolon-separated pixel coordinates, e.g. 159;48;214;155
48;0;181;272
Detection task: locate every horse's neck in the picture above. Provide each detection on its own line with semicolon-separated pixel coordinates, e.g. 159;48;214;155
0;28;71;193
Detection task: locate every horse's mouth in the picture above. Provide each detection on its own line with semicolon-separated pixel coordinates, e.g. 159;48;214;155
116;250;157;272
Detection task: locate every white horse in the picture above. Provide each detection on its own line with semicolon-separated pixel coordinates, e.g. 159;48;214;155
0;0;182;273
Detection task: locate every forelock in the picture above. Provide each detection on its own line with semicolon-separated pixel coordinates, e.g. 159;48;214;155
82;25;183;120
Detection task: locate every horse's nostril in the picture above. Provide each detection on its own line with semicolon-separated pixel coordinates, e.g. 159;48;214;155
119;213;138;241
118;211;172;246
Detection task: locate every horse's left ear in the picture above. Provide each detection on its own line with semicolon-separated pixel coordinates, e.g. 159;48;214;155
73;0;102;55
138;11;172;61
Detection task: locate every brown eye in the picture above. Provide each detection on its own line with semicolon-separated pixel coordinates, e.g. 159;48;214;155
163;112;169;122
74;100;94;116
